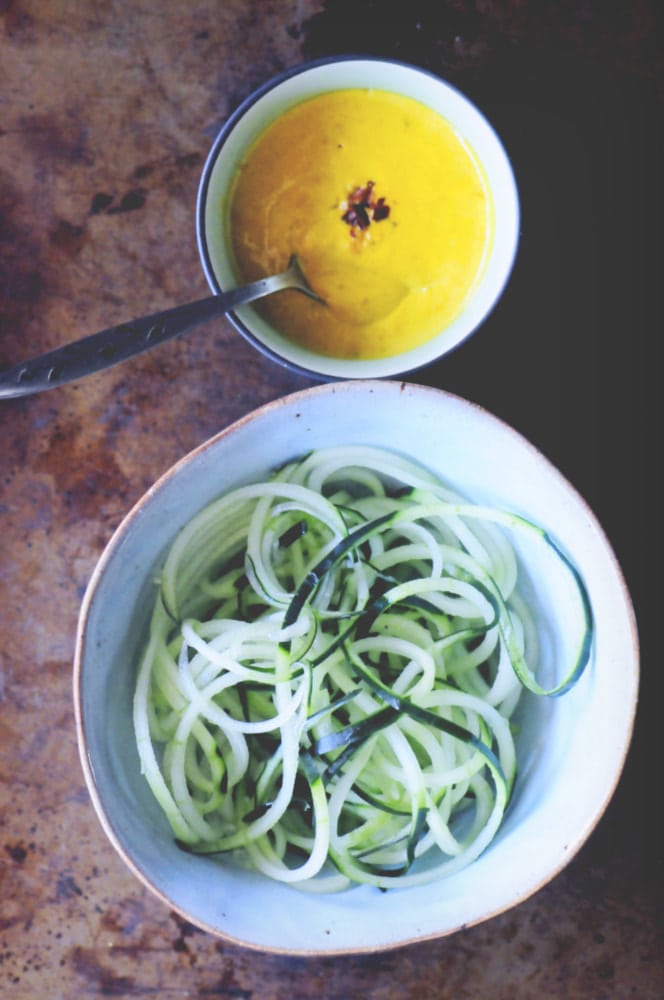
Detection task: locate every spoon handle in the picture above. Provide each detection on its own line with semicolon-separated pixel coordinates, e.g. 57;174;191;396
0;271;293;399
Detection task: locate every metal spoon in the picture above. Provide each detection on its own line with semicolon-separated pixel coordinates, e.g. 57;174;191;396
0;255;322;399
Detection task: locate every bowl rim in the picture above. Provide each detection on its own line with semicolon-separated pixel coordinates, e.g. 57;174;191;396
73;380;639;954
195;55;520;380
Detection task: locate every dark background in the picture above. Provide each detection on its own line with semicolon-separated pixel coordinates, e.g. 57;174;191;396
304;0;664;885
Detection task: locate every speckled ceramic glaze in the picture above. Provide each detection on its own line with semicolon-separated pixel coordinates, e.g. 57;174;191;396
74;381;638;953
197;58;520;378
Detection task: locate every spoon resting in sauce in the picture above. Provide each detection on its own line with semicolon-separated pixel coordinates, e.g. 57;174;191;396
0;255;322;399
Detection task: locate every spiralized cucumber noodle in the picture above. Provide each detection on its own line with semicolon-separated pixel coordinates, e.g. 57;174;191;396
133;445;592;891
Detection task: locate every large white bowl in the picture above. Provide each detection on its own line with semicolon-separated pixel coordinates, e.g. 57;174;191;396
74;381;637;953
197;58;520;379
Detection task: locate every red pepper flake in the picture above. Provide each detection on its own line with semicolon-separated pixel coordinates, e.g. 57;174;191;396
341;181;391;236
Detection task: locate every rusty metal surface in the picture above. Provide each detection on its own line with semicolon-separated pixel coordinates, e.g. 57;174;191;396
1;1;662;996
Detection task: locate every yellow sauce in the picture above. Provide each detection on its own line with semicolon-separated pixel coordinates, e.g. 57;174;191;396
229;89;492;360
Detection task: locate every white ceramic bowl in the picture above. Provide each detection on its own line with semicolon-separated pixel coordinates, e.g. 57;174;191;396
74;381;637;953
197;58;520;379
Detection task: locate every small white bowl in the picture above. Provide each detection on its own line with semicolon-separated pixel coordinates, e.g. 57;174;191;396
74;381;637;954
197;58;520;379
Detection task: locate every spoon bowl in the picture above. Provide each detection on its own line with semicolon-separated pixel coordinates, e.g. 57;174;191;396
198;57;520;379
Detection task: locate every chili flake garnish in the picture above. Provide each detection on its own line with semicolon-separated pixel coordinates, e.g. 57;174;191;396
341;181;390;236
